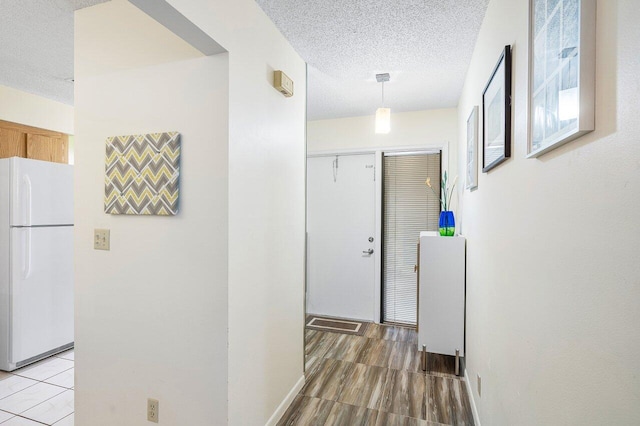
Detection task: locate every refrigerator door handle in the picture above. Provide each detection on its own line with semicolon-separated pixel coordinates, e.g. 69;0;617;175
23;175;32;226
22;228;32;280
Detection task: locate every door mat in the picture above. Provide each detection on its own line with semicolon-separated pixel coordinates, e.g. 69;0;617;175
305;315;370;336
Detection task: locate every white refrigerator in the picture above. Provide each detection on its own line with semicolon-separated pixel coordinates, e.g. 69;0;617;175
0;157;74;371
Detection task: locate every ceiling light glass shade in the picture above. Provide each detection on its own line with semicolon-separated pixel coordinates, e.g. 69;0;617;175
375;107;391;134
559;87;579;121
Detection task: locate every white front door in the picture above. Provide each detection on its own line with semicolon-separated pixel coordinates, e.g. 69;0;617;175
307;154;376;321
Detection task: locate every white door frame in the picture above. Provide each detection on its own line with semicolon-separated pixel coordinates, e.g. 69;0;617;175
307;142;449;324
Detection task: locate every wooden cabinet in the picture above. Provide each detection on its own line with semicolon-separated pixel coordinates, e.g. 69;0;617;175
26;134;68;163
0;127;26;158
418;232;466;373
0;120;69;164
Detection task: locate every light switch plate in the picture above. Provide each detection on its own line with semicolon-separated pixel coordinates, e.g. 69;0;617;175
94;229;110;250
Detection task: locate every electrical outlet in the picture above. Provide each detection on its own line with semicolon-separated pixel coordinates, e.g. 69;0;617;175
147;398;159;423
477;374;482;397
94;229;110;251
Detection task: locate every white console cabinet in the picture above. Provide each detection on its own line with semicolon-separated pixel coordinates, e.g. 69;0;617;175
418;232;466;371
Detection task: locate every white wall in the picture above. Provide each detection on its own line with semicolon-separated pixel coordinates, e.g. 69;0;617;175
75;0;306;424
75;2;229;425
308;108;458;175
458;0;640;424
75;56;229;425
0;85;74;134
165;1;307;424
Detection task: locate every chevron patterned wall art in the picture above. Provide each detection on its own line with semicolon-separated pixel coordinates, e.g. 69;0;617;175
104;132;181;215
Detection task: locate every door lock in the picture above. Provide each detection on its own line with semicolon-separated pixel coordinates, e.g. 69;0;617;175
368;237;374;242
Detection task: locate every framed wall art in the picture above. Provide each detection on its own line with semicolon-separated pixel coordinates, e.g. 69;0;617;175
482;45;512;173
466;106;479;190
528;0;595;157
104;132;181;215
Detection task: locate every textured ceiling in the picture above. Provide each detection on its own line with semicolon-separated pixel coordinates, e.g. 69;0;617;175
1;0;489;114
0;0;108;105
255;0;490;120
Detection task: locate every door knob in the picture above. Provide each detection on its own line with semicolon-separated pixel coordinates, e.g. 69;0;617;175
362;249;374;255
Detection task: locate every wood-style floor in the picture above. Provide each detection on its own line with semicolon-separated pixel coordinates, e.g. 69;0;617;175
278;323;474;426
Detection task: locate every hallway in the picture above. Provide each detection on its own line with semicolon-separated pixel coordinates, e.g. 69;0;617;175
279;324;474;425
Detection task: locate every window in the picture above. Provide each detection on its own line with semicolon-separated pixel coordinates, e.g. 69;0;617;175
382;152;441;325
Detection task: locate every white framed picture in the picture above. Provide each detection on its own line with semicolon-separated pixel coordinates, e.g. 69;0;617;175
466;106;479;190
528;0;595;157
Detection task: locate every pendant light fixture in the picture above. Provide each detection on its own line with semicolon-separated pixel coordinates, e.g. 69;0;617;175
375;73;391;134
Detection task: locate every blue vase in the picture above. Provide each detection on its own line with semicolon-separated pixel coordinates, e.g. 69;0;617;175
439;211;455;236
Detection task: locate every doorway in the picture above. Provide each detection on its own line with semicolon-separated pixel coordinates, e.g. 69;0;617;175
306;150;442;325
306;154;376;321
381;152;441;326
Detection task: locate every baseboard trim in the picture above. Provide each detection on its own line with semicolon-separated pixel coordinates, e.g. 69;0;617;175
464;368;481;426
265;375;305;426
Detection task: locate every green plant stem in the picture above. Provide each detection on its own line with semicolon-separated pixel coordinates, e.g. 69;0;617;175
427;173;457;212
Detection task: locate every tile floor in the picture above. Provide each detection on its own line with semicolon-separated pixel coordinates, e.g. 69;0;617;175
0;350;74;425
278;323;474;426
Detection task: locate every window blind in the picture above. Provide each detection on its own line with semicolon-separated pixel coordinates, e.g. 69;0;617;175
383;153;441;325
